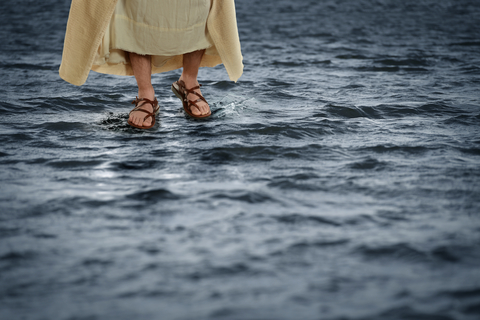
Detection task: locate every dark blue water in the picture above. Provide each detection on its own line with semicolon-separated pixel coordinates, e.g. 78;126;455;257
1;0;480;319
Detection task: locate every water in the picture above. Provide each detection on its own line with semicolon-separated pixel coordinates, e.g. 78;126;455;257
1;0;480;319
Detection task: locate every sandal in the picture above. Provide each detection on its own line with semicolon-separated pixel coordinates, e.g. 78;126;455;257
127;97;160;129
171;80;211;119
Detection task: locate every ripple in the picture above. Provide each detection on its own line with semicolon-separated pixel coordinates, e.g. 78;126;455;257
272;213;342;227
39;121;88;132
462;303;480;315
109;160;162;171
0;227;20;238
209;190;276;204
336;54;371;59
431;246;461;263
355;244;429;263
198;144;326;163
284;239;350;251
359;144;431;155
450;41;480;46
440;288;480;299
187;262;257;280
348;157;388;170
0;251;36;262
0;62;56;71
323;104;384;119
267;173;323;191
443;114;480;126
367;307;456;320
46;159;105;169
117;288;181;298
356;66;401;72
127;188;182;202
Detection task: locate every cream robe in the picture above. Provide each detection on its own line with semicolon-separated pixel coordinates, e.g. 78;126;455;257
59;0;243;86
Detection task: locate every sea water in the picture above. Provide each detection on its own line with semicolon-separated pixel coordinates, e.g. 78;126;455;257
1;0;479;319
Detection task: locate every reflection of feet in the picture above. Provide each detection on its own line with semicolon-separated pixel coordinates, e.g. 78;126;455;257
172;80;211;118
127;97;160;129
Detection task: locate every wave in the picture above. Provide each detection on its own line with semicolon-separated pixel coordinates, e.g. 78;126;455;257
272;213;342;227
322;102;463;119
348;157;388;170
354;243;430;263
208;190;277;204
127;188;182;202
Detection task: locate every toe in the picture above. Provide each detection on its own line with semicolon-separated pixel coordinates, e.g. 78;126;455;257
200;103;210;115
191;106;201;116
134;114;142;126
130;110;153;127
133;115;139;126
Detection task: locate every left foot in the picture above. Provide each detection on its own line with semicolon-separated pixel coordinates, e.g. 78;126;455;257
178;77;210;117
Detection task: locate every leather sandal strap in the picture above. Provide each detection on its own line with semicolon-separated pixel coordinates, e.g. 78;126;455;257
183;86;208;114
176;80;186;91
130;97;159;121
130;106;154;120
131;97;158;107
174;81;210;116
187;99;202;113
185;89;207;104
185;85;201;92
175;80;202;93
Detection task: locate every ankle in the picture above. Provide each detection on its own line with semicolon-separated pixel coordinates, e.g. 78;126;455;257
137;86;155;100
180;75;198;85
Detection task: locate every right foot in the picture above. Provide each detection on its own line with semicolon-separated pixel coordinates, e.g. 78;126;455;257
128;89;157;127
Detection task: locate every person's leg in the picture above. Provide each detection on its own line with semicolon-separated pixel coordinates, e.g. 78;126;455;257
129;52;156;127
179;49;210;116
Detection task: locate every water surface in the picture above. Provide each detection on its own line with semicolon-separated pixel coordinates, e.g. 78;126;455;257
1;0;480;319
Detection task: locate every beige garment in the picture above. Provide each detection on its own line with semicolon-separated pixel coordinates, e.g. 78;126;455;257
60;0;243;85
94;0;215;70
